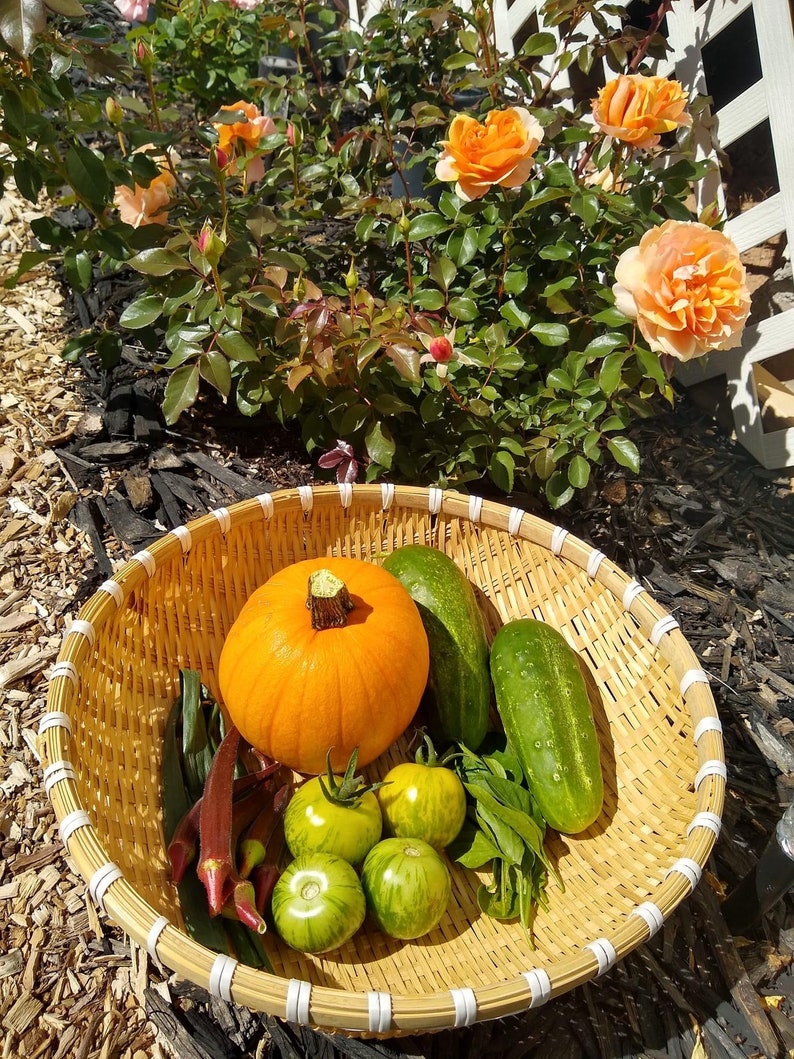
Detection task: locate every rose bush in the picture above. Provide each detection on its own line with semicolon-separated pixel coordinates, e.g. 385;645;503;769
0;0;751;507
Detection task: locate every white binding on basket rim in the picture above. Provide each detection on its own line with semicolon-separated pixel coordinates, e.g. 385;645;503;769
131;550;156;577
146;915;170;961
64;619;96;647
468;494;483;524
380;482;395;510
58;809;90;844
650;614;680;645
586;549;606;578
428;486;443;514
451;987;478;1027
585;938;617;976
550;526;568;554
257;492;274;518
43;760;76;794
694;716;723;743
523;968;552;1007
285;979;312;1024
99;579;124;606
665;857;702;890
88;861;123;910
50;660;79;686
367;991;392;1034
508;506;524;536
631;902;664;936
338;482;353;509
298;485;314;513
171;524;192;552
687;811;722;837
695;759;728;788
39;711;73;736
622;579;646;610
680;669;709;695
209;953;237;1002
211;507;231;534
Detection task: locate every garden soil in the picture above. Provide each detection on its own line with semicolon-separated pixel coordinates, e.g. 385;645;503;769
3;173;794;1059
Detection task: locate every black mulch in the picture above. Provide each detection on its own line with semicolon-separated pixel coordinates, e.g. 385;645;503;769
60;351;794;1059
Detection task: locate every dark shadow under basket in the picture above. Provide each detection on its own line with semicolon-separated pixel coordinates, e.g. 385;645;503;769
41;485;725;1036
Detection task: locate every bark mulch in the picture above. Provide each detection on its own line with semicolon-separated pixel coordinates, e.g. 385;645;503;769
2;177;794;1059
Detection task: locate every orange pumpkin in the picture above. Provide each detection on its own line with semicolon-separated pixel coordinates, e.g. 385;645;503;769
217;556;430;774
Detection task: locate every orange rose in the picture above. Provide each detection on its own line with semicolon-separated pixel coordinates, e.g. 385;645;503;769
592;74;691;150
113;168;176;228
435;107;543;201
613;220;751;361
212;100;276;184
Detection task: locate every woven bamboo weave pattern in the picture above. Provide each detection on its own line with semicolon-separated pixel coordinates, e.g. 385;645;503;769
42;485;725;1035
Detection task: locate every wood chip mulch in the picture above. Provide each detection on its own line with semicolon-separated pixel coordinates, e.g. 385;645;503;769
2;175;794;1059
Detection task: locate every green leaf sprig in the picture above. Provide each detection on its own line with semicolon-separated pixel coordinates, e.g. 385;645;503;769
448;736;560;937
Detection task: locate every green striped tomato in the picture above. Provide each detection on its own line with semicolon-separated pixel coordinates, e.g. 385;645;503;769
361;838;451;940
284;774;382;865
377;760;466;849
271;853;366;954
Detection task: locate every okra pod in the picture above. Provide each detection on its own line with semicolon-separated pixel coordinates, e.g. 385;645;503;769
197;726;242;915
238;780;293;879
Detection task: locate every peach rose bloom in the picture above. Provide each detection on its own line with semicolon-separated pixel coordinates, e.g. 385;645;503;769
592;74;692;150
613;220;751;361
113;168;176;227
213;101;276;184
436;107;544;201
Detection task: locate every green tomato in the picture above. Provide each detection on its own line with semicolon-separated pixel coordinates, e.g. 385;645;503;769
271;853;366;954
361;837;451;940
377;760;467;849
284;774;382;865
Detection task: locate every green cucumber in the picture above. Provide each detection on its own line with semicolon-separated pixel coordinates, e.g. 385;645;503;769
489;618;603;834
382;545;489;750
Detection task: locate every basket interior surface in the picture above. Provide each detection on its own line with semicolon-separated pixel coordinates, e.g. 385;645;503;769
54;488;717;1006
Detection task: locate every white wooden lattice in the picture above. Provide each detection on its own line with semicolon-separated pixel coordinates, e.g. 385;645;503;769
345;0;794;468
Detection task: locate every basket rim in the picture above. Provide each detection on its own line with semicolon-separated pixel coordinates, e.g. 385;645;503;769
41;484;726;1035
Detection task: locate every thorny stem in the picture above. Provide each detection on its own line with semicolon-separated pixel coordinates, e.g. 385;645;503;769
295;0;326;96
210;263;226;308
145;65;163;133
378;92;413;204
532;8;584;108
628;0;675;72
402;231;415;305
474;0;499;100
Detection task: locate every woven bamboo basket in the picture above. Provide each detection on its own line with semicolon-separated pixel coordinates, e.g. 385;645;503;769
41;484;726;1036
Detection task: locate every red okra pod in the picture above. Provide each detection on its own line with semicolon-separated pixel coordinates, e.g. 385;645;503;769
197;726;242;915
168;762;280;884
223;876;268;934
238;780;293;879
250;863;280;915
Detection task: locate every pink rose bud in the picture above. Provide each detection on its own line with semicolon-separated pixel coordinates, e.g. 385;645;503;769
213;146;229;170
197;225;212;254
286;123;296;147
428;336;454;363
135;39;152;66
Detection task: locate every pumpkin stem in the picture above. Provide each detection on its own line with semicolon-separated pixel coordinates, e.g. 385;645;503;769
306;568;355;630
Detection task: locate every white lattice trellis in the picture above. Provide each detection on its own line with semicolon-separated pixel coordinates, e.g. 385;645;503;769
344;0;794;468
663;0;794;470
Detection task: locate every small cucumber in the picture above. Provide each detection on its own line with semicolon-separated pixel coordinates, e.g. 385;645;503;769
490;618;603;834
382;545;489;750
